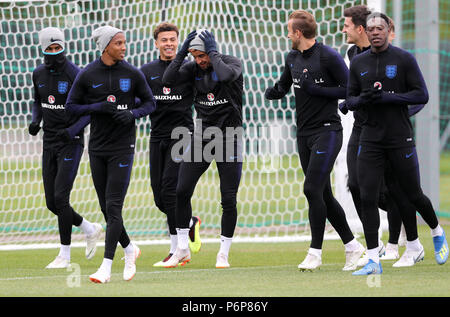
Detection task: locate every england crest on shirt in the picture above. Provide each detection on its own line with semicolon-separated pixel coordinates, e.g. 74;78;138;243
385;65;397;79
58;81;68;94
119;78;131;92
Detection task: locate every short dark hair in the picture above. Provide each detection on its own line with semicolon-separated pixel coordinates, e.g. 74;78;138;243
343;5;371;29
153;22;179;40
366;12;391;29
388;17;395;32
288;10;317;39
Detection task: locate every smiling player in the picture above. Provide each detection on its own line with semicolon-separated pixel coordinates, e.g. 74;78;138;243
66;25;156;283
140;23;202;267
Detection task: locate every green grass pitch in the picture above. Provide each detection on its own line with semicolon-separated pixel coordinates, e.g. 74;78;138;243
0;225;449;297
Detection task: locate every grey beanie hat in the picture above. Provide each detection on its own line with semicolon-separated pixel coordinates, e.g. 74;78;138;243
39;27;65;53
188;29;207;52
93;25;123;52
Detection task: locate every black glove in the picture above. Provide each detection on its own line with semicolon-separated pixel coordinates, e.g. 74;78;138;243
359;87;382;106
265;87;278;100
301;76;319;95
359;88;375;106
370;86;382;102
179;30;198;56
338;101;348;115
297;70;309;87
101;101;117;115
28;122;41;136
198;30;217;54
55;129;72;143
112;110;135;125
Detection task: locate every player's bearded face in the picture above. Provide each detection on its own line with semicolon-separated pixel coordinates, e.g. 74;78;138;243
366;17;390;49
105;33;126;61
190;50;211;69
287;20;301;49
156;31;178;61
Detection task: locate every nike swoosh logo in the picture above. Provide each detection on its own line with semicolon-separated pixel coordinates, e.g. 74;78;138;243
316;150;326;155
195;77;203;80
405;152;414;158
50;38;62;42
64;158;73;161
119;163;129;168
39;84;45;88
414;250;424;263
150;76;159;80
92;83;103;88
360;71;368;76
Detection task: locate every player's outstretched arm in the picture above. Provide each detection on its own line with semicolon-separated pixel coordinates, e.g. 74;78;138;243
408;104;425;117
56;115;90;142
65;71;116;116
377;52;429;106
29;72;43;136
265;59;293;100
302;49;348;100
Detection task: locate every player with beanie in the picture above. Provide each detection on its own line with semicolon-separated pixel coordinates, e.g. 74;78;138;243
66;25;157;283
29;27;102;269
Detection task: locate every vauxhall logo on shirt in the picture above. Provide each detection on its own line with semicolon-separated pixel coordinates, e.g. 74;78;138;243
292;68;324;89
106;95;128;109
41;94;65;110
198;92;228;107
154;86;182;101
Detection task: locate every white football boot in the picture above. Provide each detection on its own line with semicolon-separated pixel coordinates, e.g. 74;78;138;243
380;243;400;260
122;243;141;281
45;256;70;269
89;268;111;284
343;241;366;271
357;242;385;267
393;245;425;267
163;248;191;268
85;223;103;260
216;253;230;268
298;252;322;271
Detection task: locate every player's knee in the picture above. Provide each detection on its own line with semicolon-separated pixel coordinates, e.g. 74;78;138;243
160;186;176;205
54;191;70;211
45;198;58;215
303;182;321;202
407;192;426;207
105;209;123;226
221;192;237;211
153;193;165;211
360;193;378;212
347;180;360;197
105;200;124;218
176;184;194;203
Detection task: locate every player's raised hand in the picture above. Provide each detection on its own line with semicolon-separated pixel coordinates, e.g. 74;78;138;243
179;30;197;56
199;30;217;54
